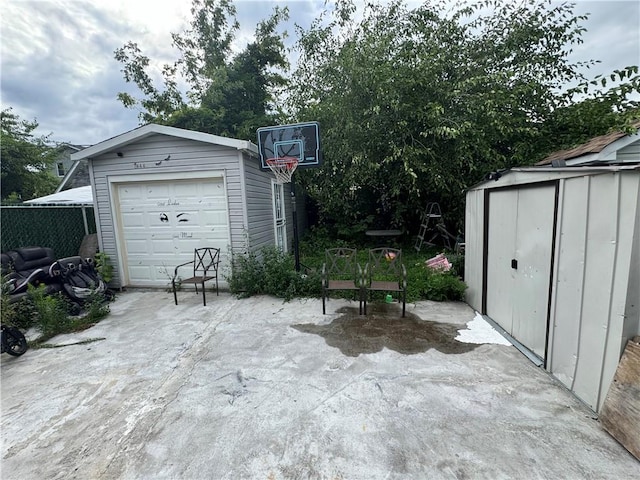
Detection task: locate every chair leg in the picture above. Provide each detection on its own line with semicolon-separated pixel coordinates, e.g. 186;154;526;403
402;291;406;317
202;281;206;306
363;290;367;315
322;289;326;314
215;276;219;296
172;280;178;305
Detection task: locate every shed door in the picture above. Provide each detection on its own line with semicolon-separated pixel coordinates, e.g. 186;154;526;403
116;178;228;286
486;184;556;360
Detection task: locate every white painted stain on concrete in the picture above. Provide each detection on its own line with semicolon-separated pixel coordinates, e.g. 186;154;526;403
456;312;511;345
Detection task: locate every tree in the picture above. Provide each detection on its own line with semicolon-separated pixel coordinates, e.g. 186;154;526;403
290;0;640;234
1;108;58;202
536;69;640;155
114;0;289;140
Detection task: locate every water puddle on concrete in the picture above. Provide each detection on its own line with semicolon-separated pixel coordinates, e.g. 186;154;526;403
291;303;480;357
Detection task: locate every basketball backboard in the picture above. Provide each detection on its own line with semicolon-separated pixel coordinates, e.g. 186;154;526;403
257;122;322;170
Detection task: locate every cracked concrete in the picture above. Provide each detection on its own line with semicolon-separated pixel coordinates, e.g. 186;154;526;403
1;290;638;479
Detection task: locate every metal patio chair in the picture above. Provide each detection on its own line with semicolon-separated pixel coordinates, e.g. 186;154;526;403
364;247;407;317
322;248;364;315
172;247;220;306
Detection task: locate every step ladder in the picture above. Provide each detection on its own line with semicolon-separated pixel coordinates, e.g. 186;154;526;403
414;202;446;252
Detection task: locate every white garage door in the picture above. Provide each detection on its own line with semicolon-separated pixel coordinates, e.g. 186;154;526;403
116;178;229;286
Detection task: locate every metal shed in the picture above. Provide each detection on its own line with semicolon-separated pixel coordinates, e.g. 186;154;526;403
464;164;640;412
71;124;305;289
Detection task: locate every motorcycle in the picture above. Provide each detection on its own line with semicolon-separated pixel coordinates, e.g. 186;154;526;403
1;325;28;356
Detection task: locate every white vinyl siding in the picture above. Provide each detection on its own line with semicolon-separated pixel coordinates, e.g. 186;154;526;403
242;156;308;253
243;155;276;251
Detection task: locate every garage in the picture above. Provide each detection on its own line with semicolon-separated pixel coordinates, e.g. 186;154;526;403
115;177;228;287
71;124;307;289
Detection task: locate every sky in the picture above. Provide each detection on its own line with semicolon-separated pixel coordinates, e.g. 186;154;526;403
1;0;639;146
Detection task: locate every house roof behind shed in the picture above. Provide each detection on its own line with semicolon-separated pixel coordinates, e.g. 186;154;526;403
71;124;258;161
537;122;640;166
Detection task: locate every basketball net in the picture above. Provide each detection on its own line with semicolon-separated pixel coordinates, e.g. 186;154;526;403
266;157;299;184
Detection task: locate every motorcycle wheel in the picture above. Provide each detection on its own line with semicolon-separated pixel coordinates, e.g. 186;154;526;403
2;327;28;356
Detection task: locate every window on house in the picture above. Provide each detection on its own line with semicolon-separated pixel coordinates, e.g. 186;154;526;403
57;162;65;177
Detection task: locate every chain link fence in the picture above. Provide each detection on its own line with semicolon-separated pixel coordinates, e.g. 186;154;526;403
1;206;97;258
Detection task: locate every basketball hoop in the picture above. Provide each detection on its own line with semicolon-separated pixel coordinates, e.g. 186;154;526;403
266;157;299;184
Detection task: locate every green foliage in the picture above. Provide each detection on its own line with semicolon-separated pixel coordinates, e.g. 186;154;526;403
447;252;465;278
2;273;49;330
291;0;640;232
1;108;58;201
299;226;352;256
536;79;640;157
95;252;114;284
1;293;38;330
21;285;112;344
28;285;72;339
84;290;111;323
402;255;467;302
422;270;467;302
1;275;17;327
115;0;290;140
228;241;466;302
228;246;321;301
113;0;639;237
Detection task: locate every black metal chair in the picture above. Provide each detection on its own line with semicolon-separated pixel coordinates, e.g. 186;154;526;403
364;247;407;317
322;248;363;315
172;248;220;306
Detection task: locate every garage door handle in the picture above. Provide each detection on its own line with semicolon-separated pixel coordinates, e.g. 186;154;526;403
511;259;518;270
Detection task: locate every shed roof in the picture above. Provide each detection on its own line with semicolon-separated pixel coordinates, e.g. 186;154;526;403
469;164;640;191
537;122;640;166
71;124;258;161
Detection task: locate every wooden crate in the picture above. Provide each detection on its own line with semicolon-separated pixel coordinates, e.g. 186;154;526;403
599;336;640;460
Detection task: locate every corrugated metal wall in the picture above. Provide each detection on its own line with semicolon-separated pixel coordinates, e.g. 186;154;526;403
464;189;484;312
547;170;640;411
465;167;640;412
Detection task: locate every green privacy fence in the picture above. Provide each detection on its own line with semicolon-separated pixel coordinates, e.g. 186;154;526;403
1;205;97;258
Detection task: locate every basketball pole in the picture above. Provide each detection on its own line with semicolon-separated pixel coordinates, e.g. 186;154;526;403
290;174;301;272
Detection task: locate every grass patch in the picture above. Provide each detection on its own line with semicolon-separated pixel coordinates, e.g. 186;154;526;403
2;284;113;347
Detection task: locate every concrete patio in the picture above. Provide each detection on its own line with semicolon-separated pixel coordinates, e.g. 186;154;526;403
1;290;637;479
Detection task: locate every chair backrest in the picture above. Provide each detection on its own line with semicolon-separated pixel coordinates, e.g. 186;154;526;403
6;247;57;275
325;248;358;279
194;248;220;276
368;248;403;280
